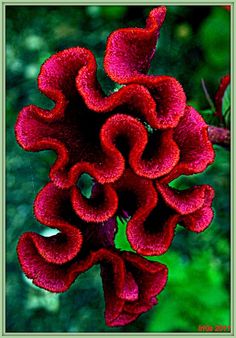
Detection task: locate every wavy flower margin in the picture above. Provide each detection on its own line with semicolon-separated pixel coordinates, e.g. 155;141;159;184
15;6;215;327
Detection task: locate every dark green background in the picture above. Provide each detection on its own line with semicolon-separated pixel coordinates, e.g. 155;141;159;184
6;5;230;332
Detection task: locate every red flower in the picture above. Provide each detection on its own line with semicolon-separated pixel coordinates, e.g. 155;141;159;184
17;182;167;326
114;169;214;256
101;252;167;326
15;6;215;326
15;7;186;190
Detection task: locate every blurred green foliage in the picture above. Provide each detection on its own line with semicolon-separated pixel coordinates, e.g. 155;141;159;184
147;248;230;332
199;8;230;70
6;5;230;332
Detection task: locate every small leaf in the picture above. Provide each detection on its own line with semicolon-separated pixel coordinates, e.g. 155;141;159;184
143;121;154;134
114;216;134;252
222;84;230;128
113;84;123;93
77;173;94;199
199;8;230;69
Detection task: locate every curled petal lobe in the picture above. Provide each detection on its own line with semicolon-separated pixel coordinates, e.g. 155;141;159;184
127;211;179;256
104;6;186;128
174;106;215;173
77;71;186;130
34;182;85;231
101;115;179;179
15;49;126;189
71;183;118;223
17;242;114;293
114;170;177;256
155;182;208;215
180;185;215;232
34;180;118;251
17;233;81;292
18;231;82;266
101;251;168;327
18;235;168;320
142;76;186;129
132;128;180;179
100;113;148;164
119;271;139;301
122;251;168;297
113;169;158;219
104;6;166;83
161;106;215;183
15;105;68;161
33;183;83;264
15;103;125;189
77;79;159;129
38;47;97;117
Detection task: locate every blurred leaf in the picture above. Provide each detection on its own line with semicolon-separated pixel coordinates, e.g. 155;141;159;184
86;6;101;18
201;109;221;126
175;23;192;40
23;274;60;313
147;249;230;332
199;8;230;69
101;6;127;20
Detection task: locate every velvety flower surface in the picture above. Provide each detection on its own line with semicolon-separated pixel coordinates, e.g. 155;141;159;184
17;182;168;326
16;6;215;327
113;169;214;255
15;7;187;190
101;252;167;326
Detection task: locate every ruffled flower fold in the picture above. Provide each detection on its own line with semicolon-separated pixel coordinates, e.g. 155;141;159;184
18;234;167;324
15;5;215;327
112;170;214;256
101;252;167;326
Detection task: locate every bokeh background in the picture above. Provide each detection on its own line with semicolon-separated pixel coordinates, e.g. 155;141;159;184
6;5;230;332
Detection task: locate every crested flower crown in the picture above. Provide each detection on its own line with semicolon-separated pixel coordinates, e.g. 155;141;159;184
15;6;215;327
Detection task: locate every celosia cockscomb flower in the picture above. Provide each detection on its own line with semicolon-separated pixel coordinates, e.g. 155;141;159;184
17;180;168;326
15;6;215;326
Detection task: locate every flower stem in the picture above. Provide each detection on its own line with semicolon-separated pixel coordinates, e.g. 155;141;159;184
208;125;230;149
201;78;216;112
